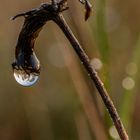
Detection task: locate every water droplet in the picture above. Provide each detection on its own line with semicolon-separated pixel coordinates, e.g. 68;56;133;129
90;58;103;70
13;69;39;87
88;73;90;76
12;51;40;87
122;77;135;90
109;126;119;139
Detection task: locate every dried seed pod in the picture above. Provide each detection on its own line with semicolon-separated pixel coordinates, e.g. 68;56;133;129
11;2;69;86
12;3;52;86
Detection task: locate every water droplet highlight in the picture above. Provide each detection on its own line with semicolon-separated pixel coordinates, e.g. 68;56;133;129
122;77;135;90
109;126;119;139
90;58;103;70
13;69;39;87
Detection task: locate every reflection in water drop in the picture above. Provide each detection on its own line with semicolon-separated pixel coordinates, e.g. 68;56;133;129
13;69;39;87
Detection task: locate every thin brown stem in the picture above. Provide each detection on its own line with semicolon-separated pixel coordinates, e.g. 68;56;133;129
53;32;108;139
53;14;129;140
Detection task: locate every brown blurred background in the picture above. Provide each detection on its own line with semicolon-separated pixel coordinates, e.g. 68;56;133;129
0;0;140;139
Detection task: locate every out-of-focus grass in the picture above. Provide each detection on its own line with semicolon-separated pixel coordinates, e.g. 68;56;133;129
94;0;114;139
120;35;140;135
95;0;110;89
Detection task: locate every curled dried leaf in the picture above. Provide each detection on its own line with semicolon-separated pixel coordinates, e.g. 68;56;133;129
79;0;92;21
85;0;92;21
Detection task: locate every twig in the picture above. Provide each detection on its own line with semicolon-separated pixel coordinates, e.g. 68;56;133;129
54;34;108;140
52;14;129;140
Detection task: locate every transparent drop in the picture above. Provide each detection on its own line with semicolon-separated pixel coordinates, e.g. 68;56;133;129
109;126;119;139
91;58;103;70
122;77;135;90
13;69;39;87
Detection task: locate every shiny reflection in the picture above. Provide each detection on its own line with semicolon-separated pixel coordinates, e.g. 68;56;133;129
12;52;40;86
90;58;103;70
13;69;39;87
122;77;135;90
109;126;119;139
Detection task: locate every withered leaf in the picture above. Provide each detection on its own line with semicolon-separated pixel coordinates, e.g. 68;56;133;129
85;0;92;21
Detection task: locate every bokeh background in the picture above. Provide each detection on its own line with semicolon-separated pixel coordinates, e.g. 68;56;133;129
0;0;140;139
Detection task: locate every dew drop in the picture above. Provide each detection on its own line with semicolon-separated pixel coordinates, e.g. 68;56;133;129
88;73;90;76
109;126;119;139
122;77;135;90
90;58;103;70
13;69;39;87
81;61;84;65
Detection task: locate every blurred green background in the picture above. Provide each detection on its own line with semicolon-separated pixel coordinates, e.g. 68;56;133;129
0;0;140;139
